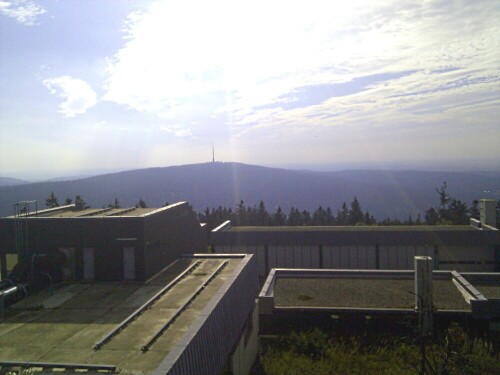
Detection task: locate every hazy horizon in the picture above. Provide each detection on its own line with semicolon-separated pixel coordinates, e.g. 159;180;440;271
2;158;500;182
1;1;499;178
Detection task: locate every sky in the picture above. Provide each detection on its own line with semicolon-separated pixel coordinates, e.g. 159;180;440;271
1;0;499;179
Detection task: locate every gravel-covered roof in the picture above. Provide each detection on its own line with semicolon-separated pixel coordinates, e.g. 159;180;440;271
475;283;500;299
274;277;471;311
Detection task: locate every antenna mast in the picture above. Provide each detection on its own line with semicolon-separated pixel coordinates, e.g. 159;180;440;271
212;143;215;163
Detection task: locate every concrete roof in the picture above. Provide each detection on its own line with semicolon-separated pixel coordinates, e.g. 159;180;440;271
34;207;158;218
3;204;182;219
475;284;500;299
0;256;244;374
458;273;500;299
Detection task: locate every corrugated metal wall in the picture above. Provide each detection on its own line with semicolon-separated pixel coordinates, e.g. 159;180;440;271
215;244;442;281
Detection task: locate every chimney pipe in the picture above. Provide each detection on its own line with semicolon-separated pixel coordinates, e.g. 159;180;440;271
480;199;497;228
415;256;433;335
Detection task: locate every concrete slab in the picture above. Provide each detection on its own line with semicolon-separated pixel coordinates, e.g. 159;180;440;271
105;309;177;351
89;349;167;374
0;309;52;337
37;348;93;365
147;258;196;285
0;255;249;374
38;308;107;324
149;309;199;352
62;323;121;349
60;284;141;310
9;284;91;310
121;285;163;308
0;344;53;362
61;308;135;349
475;284;500;299
118;350;169;374
42;289;87;309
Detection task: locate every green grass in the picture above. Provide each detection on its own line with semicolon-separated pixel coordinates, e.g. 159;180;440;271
259;325;500;375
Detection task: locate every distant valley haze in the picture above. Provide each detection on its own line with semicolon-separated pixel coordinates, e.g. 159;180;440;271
0;162;498;221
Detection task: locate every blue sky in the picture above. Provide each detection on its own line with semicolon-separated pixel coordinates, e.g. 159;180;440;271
1;0;499;179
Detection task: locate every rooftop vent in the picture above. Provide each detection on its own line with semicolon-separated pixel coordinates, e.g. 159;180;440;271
480;199;497;229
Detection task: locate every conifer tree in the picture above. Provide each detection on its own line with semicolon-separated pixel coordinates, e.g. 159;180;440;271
425;207;439;225
337;202;349;225
74;195;89;210
349;197;364;225
302;209;312;225
470;200;480;220
45;192;59;208
235;200;246;226
415;213;422;225
312;206;324;225
136;199;148;208
257;201;270;226
325;207;335;225
447;199;468;224
436;181;451;220
272;206;286;226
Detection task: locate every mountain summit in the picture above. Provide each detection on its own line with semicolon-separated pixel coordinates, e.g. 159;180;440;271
0;162;498;219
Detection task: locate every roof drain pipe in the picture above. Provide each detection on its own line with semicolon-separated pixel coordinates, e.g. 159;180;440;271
414;256;433;335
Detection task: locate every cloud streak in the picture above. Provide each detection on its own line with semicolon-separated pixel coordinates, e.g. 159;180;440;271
102;0;499;138
43;76;97;118
161;126;193;138
0;0;45;25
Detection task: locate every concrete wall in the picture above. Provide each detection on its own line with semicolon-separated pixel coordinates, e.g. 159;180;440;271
143;203;206;280
0;203;207;282
437;245;498;272
211;227;499;247
0;216;145;281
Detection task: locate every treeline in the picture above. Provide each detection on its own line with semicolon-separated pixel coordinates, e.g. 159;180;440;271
44;192;149;210
198;197;407;231
200;182;499;229
44;184;497;230
423;181;495;225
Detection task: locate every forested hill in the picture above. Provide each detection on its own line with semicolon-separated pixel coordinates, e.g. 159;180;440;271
0;162;498;220
0;176;28;187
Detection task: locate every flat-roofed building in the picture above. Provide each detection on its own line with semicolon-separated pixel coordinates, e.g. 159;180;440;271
0;202;206;281
0;254;259;375
258;267;500;335
211;221;500;283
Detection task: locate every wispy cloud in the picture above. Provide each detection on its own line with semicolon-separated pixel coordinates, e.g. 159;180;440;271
161;125;193;138
43;76;97;118
97;0;500;165
0;0;45;25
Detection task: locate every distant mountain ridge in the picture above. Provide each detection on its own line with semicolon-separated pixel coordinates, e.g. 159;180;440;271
0;162;498;219
0;176;28;187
